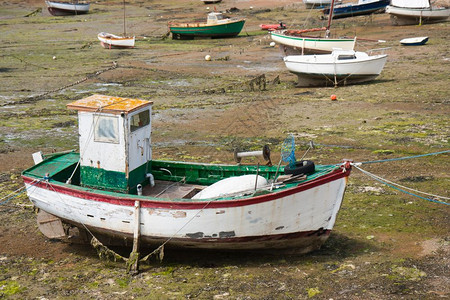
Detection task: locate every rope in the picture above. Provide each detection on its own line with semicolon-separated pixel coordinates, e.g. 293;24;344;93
0;178;41;205
352;164;449;205
358;150;450;165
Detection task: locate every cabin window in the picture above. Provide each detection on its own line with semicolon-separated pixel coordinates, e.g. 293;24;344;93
130;110;150;132
338;55;356;60
94;115;119;143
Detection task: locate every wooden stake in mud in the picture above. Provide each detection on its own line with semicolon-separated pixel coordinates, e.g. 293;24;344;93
128;199;141;274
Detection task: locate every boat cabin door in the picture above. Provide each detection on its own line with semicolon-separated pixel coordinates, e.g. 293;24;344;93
127;107;152;179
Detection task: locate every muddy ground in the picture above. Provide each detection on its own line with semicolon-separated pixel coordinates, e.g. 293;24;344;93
0;0;449;299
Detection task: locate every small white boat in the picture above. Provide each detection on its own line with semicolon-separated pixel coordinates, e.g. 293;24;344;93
283;49;388;87
271;30;356;55
45;0;90;16
386;0;450;25
400;36;429;46
97;32;135;49
272;0;356;55
98;0;134;49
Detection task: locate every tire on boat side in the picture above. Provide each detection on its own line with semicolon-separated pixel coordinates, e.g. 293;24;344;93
284;160;315;176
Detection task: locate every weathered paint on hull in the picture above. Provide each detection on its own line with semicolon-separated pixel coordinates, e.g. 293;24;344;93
23;166;350;251
60;220;332;252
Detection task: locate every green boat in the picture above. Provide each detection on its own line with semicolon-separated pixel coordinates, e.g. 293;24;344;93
169;12;245;39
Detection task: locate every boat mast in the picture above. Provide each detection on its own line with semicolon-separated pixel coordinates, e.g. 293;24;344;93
123;0;126;36
326;0;335;38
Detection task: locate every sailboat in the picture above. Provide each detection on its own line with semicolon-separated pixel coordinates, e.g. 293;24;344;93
386;0;450;25
97;0;135;48
270;0;356;55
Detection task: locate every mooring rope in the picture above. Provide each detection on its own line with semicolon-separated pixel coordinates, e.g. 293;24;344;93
352;164;449;205
358;150;450;165
344;150;450;205
0;178;41;205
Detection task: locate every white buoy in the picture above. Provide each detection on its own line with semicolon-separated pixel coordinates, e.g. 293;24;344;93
270;42;276;47
205;55;211;61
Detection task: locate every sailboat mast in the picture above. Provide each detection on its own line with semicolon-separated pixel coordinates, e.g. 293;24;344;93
326;0;335;38
123;0;126;36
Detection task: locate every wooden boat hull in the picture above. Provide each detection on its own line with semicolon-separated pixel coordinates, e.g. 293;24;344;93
98;32;135;49
386;5;450;25
271;31;356;55
22;154;351;251
169;19;245;39
45;0;90;16
323;0;390;19
284;51;387;87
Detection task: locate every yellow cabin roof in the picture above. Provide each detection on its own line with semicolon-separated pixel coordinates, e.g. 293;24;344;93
67;94;153;115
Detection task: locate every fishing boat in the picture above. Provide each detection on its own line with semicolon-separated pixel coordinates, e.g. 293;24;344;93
97;0;135;49
45;0;90;16
400;36;429;46
303;0;342;9
323;0;390;19
386;0;450;25
169;12;245;39
271;0;356;55
22;94;352;257
283;49;388;87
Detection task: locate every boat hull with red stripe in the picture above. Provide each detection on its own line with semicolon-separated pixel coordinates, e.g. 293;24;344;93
22;156;351;252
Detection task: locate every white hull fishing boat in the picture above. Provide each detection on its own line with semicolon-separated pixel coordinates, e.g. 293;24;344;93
271;0;356;55
98;32;135;48
283;49;387;86
45;0;90;16
386;0;450;25
22;95;352;262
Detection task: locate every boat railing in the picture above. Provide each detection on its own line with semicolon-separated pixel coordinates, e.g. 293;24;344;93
367;47;391;55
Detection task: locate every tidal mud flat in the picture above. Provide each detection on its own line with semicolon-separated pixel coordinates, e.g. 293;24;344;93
0;0;449;298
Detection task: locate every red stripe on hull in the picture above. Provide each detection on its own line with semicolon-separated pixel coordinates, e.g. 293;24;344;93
22;167;350;210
